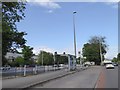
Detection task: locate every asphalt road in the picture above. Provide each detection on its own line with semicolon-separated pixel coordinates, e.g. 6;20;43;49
95;66;118;88
104;66;118;88
31;66;102;88
30;66;119;89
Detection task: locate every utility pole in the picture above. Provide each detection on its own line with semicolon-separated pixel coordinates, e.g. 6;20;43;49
41;50;43;66
73;11;77;58
99;41;103;65
78;51;81;66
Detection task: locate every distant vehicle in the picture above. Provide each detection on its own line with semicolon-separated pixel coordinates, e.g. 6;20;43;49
84;61;91;67
59;64;64;67
52;65;58;67
58;64;64;69
106;64;114;69
103;60;112;66
90;62;95;65
113;63;118;66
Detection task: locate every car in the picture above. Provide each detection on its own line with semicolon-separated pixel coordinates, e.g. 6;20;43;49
1;65;11;70
52;65;57;67
113;63;118;66
106;64;114;69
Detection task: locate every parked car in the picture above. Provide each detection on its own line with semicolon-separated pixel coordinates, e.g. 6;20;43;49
1;66;11;70
106;64;114;69
84;62;91;66
52;64;58;67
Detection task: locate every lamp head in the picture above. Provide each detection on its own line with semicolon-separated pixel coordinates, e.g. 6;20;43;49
73;11;77;14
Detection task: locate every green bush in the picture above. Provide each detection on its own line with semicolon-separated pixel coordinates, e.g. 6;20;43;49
15;57;25;67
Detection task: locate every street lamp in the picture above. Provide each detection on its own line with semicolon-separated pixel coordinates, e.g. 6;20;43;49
99;40;103;65
78;51;81;65
41;50;44;66
54;52;57;71
73;11;77;59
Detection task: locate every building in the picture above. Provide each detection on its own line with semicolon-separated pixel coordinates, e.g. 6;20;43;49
5;52;23;62
32;55;39;63
5;52;38;62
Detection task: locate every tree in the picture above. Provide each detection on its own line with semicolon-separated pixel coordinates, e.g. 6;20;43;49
38;51;54;65
2;2;26;65
22;45;34;65
89;36;108;55
112;57;117;63
56;55;68;64
117;53;120;63
82;36;108;65
14;56;24;67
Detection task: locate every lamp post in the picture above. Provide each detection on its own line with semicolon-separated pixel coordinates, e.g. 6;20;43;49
41;50;44;66
99;40;103;65
73;11;77;59
73;11;77;70
78;51;81;65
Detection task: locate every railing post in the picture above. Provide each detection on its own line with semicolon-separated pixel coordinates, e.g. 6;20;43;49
24;65;26;76
35;65;37;74
20;65;22;76
15;67;16;78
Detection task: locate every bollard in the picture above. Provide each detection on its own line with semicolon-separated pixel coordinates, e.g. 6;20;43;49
34;65;37;74
15;67;17;77
20;66;22;76
24;65;26;76
45;65;47;72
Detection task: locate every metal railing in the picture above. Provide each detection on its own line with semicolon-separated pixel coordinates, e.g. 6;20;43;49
1;65;67;79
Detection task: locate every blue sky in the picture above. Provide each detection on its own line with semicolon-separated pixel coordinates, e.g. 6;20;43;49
17;2;118;59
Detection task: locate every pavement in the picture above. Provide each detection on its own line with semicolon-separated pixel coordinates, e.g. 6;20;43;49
30;66;102;88
2;66;88;89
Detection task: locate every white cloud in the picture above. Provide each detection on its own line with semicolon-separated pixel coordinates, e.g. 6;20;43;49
32;45;118;59
33;46;83;58
26;0;120;2
27;0;61;9
26;0;119;11
33;46;55;55
47;10;54;13
105;47;118;59
105;2;118;8
33;46;73;55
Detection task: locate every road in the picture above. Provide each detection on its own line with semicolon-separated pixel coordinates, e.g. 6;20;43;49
31;66;102;88
104;66;118;88
30;66;118;89
95;66;118;88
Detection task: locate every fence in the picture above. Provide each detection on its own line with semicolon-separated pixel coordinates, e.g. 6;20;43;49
1;65;67;79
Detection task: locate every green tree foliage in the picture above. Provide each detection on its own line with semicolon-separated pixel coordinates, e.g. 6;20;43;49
112;57;118;63
112;53;120;63
117;53;120;60
82;36;108;65
38;51;68;65
22;45;34;65
55;55;68;65
54;52;68;65
14;56;24;67
117;53;120;63
38;51;54;65
2;2;26;65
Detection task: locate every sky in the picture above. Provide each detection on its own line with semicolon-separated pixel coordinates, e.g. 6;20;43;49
16;1;118;59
